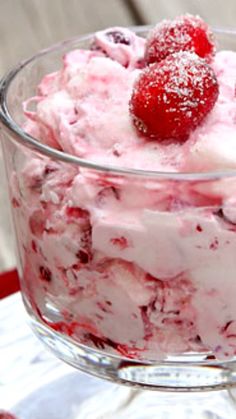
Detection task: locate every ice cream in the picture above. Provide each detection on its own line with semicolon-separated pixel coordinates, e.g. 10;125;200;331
10;17;236;361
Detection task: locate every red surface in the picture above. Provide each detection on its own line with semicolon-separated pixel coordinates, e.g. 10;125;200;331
0;269;20;299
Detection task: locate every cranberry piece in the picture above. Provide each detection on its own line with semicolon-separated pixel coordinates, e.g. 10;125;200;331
76;249;90;264
39;266;52;282
110;236;128;250
66;207;89;219
106;30;131;45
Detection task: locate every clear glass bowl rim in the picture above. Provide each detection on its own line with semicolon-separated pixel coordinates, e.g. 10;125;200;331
0;26;236;181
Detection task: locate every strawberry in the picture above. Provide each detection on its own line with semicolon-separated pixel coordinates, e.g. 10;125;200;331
130;52;219;141
145;14;215;65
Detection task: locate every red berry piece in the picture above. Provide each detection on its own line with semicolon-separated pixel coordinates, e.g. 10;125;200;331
29;210;45;237
145;14;215;65
39;266;52;282
66;207;89;219
110;236;129;250
76;249;90;264
91;28;131;52
130;52;219;142
106;30;131;45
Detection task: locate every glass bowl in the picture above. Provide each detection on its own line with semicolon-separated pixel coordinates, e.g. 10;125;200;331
1;26;236;417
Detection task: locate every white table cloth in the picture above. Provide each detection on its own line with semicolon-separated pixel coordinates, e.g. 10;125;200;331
0;293;118;418
1;293;236;419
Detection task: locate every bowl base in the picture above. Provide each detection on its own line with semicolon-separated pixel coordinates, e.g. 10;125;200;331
26;304;236;392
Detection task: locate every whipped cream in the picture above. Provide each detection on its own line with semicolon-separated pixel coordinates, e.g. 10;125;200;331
11;26;236;360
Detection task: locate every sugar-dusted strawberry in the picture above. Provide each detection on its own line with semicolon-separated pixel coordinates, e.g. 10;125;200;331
145;14;215;65
130;52;219;142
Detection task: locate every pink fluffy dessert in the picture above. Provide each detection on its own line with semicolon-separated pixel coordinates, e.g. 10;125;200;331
11;22;236;361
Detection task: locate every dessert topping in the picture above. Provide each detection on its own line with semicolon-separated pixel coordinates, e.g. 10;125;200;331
145;14;215;65
130;52;219;141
